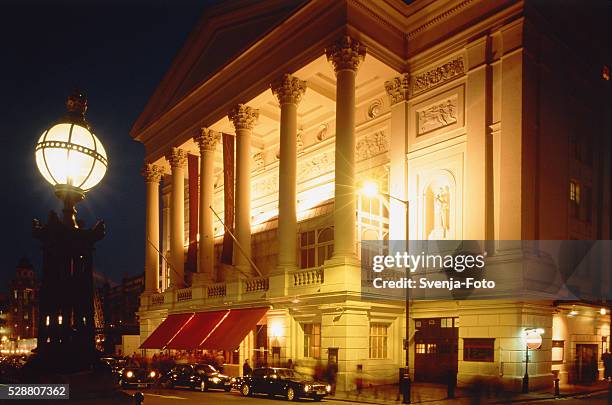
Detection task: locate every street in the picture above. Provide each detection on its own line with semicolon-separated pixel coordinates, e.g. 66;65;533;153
123;388;326;404
121;388;612;405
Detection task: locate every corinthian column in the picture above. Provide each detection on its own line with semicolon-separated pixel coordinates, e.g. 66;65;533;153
166;147;187;288
325;36;366;260
194;128;220;284
228;105;259;274
142;163;164;293
272;74;306;270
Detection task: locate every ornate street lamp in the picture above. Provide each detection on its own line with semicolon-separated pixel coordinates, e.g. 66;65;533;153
30;91;107;376
35;91;108;226
362;180;413;403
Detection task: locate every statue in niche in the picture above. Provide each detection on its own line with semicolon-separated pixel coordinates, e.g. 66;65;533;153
428;185;450;239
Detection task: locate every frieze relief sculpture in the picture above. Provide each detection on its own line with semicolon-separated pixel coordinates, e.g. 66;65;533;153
297;151;334;182
418;98;457;134
356;131;389;161
411;57;464;95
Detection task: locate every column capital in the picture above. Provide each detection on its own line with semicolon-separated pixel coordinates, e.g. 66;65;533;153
194;128;221;152
384;73;410;105
165;147;187;168
228;104;259;130
271;74;307;105
325;35;366;73
141;163;164;183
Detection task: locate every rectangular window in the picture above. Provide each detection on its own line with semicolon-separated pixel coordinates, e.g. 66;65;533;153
570;180;580;219
415;343;425;354
552;340;564;362
369;323;388;359
303;323;321;359
300;228;333;269
463;338;495;362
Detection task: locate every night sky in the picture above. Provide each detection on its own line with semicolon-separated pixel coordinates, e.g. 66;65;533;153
0;0;216;289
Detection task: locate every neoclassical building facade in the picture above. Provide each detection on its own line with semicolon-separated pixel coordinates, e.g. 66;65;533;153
132;0;611;392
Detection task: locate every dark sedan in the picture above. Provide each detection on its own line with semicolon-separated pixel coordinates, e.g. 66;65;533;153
239;367;331;401
118;367;159;388
162;363;232;392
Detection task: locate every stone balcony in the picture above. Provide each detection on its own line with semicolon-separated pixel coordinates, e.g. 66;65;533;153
142;266;327;311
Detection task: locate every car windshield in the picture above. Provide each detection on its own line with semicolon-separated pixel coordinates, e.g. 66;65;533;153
196;364;217;375
276;369;313;381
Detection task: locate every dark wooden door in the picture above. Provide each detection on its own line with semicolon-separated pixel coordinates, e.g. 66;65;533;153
414;317;458;383
576;344;598;383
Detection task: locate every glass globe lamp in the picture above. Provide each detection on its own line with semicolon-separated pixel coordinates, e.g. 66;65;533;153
34;91;108;226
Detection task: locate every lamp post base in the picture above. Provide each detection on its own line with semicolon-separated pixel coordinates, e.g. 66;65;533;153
522;373;529;393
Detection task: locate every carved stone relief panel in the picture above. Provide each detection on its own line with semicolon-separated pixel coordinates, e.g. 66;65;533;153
409;85;465;151
297;150;335;183
410;57;465;96
417;95;458;135
356;130;389;162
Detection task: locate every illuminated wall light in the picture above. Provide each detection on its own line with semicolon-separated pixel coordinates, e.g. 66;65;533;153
600;308;607;316
270;322;283;338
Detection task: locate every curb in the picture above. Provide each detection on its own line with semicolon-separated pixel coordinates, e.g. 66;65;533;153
327;388;609;405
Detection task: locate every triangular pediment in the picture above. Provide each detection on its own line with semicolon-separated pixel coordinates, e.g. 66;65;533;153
132;0;307;136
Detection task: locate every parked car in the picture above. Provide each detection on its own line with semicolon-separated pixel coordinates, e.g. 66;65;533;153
239;367;331;401
101;357;127;374
118;366;159;388
162;363;232;392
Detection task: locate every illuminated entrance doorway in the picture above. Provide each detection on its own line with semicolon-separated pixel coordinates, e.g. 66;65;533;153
414;317;458;383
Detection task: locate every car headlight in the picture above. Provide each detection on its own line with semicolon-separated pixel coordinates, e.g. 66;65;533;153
304;385;311;392
326;384;332;392
126;371;134;378
149;371;156;378
212;377;221;384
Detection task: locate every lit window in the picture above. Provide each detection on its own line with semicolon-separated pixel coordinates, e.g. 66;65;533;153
416;343;425;354
427;343;437;354
552;340;564;362
369;323;388;359
463;338;495;362
303;323;321;359
300;228;333;269
570;181;580;203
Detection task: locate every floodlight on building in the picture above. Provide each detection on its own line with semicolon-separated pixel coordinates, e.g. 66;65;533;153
361;181;379;198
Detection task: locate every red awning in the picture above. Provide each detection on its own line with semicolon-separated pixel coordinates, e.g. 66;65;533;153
165;310;229;350
140;313;194;349
200;307;269;351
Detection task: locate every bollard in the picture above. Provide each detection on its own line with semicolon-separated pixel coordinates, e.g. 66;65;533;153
554;378;560;397
447;371;457;399
134;392;144;405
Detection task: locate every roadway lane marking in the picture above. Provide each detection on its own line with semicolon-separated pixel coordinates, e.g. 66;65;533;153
144;393;188;400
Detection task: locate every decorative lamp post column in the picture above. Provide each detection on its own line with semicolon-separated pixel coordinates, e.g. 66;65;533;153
522;328;544;393
32;90;108;373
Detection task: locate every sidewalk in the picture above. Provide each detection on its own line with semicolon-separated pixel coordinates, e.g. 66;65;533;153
329;380;610;404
